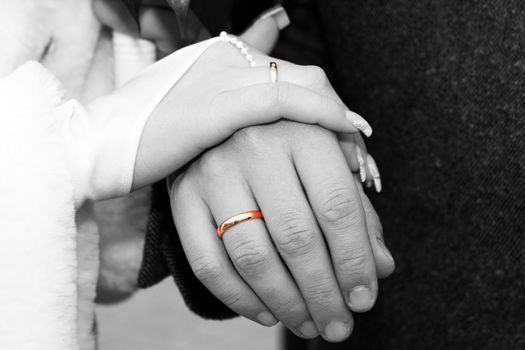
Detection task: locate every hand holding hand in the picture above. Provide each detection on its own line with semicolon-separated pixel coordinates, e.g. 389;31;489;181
64;35;371;206
132;40;373;191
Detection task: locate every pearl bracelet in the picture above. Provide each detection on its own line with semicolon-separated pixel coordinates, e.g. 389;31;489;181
219;31;256;67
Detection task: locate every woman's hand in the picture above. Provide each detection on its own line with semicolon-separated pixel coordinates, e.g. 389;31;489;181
169;121;395;343
68;36;371;205
131;42;372;190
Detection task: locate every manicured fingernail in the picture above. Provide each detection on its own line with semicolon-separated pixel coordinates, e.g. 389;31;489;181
323;321;350;342
347;286;374;312
366;154;382;192
257;311;278;327
356;146;367;182
257;5;291;30
298;320;319;338
346;110;372;137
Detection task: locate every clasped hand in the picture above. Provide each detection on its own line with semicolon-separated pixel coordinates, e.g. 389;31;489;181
93;1;395;342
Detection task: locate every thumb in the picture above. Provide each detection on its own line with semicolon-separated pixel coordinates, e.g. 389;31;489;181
240;5;290;54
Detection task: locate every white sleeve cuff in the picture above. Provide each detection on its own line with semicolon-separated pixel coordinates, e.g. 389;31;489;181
65;36;222;204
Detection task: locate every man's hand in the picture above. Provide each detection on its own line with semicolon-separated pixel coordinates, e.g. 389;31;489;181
170;121;395;343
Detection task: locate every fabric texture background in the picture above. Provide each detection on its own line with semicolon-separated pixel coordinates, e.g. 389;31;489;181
138;0;525;348
285;0;525;349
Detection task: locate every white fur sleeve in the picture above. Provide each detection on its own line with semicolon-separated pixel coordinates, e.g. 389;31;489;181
0;62;79;350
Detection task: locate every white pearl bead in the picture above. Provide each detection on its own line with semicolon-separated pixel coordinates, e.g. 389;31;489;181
218;32;256;67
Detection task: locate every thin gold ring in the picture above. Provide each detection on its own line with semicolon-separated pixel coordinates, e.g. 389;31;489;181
217;210;264;239
270;62;278;83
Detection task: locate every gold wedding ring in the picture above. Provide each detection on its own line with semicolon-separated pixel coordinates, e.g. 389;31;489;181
270;62;278;83
217;210;264;239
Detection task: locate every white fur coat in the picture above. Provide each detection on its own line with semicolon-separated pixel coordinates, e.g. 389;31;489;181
0;1;152;349
0;62;92;350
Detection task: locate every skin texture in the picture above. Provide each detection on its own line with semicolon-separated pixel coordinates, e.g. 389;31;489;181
92;0;395;342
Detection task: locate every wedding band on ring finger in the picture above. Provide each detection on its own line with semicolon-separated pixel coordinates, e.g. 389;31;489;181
217;210;264;239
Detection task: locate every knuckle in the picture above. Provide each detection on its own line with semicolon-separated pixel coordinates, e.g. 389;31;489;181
198;147;222;169
190;255;223;284
335;248;370;275
230;126;263;147
229;127;268;160
317;185;360;226
275;210;318;257
230;238;272;276
305;65;329;87
302;282;339;308
194;148;232;180
220;290;246;309
272;296;304;317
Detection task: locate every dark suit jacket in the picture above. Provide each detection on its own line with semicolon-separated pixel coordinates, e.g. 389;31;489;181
138;1;525;349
